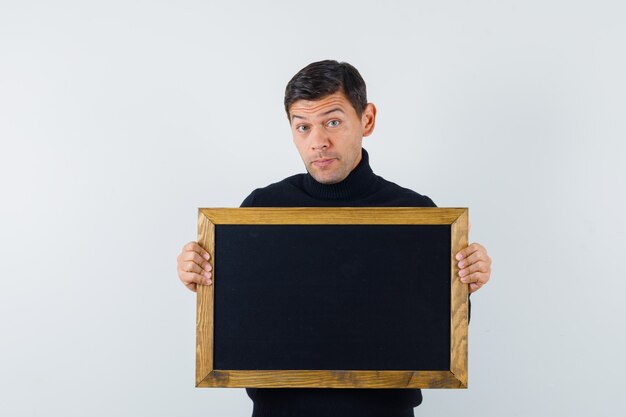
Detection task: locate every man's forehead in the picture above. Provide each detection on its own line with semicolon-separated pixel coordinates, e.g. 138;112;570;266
289;93;351;120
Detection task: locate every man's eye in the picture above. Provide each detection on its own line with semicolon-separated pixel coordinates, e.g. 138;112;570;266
327;120;340;127
297;125;309;133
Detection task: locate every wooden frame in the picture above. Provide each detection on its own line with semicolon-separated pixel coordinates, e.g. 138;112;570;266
196;207;469;389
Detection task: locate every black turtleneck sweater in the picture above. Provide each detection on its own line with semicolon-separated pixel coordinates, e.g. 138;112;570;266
240;149;436;417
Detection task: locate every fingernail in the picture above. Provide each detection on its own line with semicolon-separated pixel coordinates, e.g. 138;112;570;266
205;278;212;285
203;253;210;260
458;260;466;268
458;269;466;277
461;277;468;283
456;253;463;260
203;271;212;278
205;264;212;271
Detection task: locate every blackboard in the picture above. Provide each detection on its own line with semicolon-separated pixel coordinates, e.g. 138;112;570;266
196;208;469;389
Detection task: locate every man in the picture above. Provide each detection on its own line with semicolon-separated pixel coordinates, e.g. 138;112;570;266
177;60;492;417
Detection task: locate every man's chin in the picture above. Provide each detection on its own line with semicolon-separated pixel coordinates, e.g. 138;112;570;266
308;170;347;185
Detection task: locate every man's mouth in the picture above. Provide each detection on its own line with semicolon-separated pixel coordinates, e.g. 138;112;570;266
311;158;336;168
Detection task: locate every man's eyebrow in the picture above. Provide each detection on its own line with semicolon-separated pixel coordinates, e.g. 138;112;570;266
290;108;345;122
321;107;345;116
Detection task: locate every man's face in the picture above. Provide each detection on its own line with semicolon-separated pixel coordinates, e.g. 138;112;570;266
289;92;376;184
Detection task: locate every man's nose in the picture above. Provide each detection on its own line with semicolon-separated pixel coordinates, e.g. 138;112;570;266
310;126;330;150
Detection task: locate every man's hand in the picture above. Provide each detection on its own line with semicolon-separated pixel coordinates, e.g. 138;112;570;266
455;242;491;294
177;241;212;292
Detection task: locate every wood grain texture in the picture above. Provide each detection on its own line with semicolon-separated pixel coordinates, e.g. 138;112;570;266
200;207;466;225
197;370;465;389
195;207;469;389
196;211;214;386
450;209;469;387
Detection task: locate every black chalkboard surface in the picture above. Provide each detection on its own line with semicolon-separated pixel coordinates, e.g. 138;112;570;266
196;208;469;389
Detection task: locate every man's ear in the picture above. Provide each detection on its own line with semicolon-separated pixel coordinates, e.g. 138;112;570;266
361;103;377;137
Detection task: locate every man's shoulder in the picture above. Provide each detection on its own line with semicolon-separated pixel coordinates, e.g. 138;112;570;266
371;175;437;207
240;174;306;207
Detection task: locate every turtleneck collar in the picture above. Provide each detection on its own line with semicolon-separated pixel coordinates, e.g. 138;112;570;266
302;148;377;201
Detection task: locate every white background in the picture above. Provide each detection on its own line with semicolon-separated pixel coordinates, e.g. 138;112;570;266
1;1;625;416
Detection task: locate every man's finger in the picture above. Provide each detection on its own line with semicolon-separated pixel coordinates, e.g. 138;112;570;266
455;242;487;261
181;271;212;287
457;250;485;269
181;261;212;278
459;260;490;277
455;242;483;261
469;281;484;293
183;241;211;260
180;251;212;272
460;271;489;285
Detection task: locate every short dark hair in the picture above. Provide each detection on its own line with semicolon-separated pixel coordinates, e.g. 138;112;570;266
284;60;368;118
